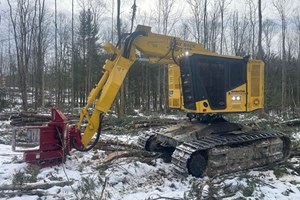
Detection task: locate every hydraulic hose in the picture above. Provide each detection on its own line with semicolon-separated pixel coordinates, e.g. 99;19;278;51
171;37;179;65
72;113;103;152
123;31;147;58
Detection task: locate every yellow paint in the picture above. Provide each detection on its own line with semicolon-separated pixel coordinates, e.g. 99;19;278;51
168;64;182;109
78;25;264;147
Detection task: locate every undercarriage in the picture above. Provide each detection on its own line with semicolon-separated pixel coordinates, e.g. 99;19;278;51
138;117;291;177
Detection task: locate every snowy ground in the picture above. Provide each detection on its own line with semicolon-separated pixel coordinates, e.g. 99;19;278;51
1;119;300;199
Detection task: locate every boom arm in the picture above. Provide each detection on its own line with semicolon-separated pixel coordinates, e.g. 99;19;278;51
75;25;214;148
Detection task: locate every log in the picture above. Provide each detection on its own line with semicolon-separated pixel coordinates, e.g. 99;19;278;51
19;112;51;119
10;115;50;126
94;140;139;151
280;119;300;126
0;113;18;121
133;120;177;128
0;180;73;191
0;191;65;199
9;112;79;126
290;151;300;158
101;150;157;163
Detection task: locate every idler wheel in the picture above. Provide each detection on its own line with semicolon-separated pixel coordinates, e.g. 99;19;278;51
187;151;208;177
145;136;164;152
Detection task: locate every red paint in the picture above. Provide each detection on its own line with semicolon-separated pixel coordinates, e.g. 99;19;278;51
22;108;82;167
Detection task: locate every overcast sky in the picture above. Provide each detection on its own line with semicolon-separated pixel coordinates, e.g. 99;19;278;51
0;0;299;52
45;0;300;18
1;0;299;26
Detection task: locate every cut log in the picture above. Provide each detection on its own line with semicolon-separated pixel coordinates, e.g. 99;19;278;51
280;119;300;126
10;112;80;126
133;119;177;128
0;180;73;191
94;140;139;152
101;150;157;163
18;112;51;119
10;115;50;126
0;191;65;199
0;113;18;121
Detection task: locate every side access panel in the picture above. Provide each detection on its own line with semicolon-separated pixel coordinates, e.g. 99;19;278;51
247;59;264;111
168;64;182;109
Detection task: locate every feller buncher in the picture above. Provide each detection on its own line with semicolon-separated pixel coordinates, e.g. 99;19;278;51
13;25;290;177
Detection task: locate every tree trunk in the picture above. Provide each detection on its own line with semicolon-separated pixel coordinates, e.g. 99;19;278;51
117;0;125;117
55;0;58;107
219;0;225;54
7;0;38;111
281;17;287;113
35;0;45;109
258;0;263;60
71;0;75;113
0;181;73;191
203;0;208;48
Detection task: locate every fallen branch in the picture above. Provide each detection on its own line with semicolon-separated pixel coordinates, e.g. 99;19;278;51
0;180;73;191
99;176;108;200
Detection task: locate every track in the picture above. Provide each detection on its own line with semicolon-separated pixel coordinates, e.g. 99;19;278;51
171;131;291;177
137;132;155;150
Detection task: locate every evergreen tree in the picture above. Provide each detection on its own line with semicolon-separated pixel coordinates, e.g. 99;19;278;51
76;8;100;106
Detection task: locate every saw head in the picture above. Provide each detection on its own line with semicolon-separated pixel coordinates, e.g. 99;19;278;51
12;108;83;167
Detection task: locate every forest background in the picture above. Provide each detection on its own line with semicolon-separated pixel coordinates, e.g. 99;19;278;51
0;0;299;118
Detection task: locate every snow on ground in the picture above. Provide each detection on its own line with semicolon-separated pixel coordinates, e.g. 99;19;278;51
0;140;190;200
1;121;300;199
100;133;140;145
292;132;300;142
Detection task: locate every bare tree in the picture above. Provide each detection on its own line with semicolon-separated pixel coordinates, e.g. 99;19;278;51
294;13;300;107
117;0;121;40
56;13;72;108
7;0;38;111
257;0;263;59
186;0;203;44
230;11;249;56
115;0;124;117
160;0;179;35
262;18;277;106
245;0;258;57
55;0;58;107
157;0;180;113
178;23;190;40
71;0;75;112
203;0;208;48
294;12;300;107
111;0;114;43
219;0;231;54
130;0;137;33
273;0;293;113
34;0;47;109
246;0;258;57
262;19;276;59
208;0;220;52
